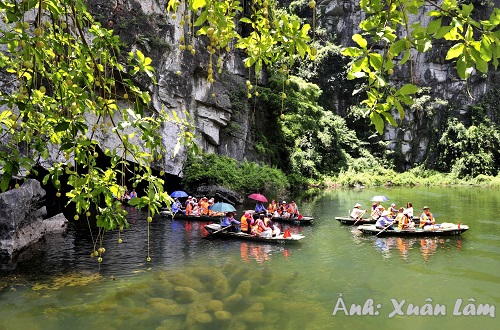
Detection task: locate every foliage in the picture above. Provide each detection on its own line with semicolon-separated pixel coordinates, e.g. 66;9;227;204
166;0;315;82
434;117;500;178
182;153;289;196
341;0;500;133
0;0;194;261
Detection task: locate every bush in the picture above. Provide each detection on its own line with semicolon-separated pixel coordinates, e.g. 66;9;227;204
182;153;289;196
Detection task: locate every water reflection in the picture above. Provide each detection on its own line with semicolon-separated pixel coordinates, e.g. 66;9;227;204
366;235;463;262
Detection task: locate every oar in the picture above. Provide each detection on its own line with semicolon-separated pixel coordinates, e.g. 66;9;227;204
353;210;367;226
204;225;232;238
376;221;394;236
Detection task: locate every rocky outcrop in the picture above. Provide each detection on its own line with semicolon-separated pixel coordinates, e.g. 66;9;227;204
196;185;243;205
0;179;68;259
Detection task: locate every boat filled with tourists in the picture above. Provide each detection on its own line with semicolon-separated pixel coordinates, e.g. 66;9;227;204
356;223;469;237
204;223;305;244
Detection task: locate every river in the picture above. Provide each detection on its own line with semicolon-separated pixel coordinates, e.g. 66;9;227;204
0;186;498;330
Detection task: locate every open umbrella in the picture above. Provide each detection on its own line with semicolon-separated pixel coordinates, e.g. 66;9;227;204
370;195;389;202
209;202;236;213
248;193;268;203
170;190;188;198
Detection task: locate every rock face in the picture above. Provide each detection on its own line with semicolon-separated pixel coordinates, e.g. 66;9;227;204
84;0;257;177
319;0;500;169
0;179;68;259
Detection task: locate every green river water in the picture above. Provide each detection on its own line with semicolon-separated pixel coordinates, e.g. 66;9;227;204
0;186;498;330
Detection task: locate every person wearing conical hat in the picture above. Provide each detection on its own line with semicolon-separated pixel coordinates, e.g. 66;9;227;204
350;203;367;219
371;204;385;220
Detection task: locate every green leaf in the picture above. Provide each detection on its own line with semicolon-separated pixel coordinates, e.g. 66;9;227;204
381;112;397;127
427;18;442;35
368;53;383;71
352;34;367;49
1;172;12;192
193;10;208;27
341;47;363;57
54;122;70;132
192;0;207;10
446;43;464;60
400;49;411;65
434;26;452;39
399;84;418;95
456;57;468;79
370;112;384;135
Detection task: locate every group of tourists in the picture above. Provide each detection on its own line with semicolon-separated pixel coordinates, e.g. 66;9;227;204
222;211;281;238
261;200;300;218
118;188;137;202
351;201;437;230
172;196;221;216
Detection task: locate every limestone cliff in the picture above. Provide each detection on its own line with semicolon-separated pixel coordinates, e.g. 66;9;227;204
86;0;259;177
318;0;500;167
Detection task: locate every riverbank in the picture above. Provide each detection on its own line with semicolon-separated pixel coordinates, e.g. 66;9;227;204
323;166;500;188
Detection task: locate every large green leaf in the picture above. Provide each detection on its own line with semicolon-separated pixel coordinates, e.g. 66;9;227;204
370;112;384;135
446;43;464;60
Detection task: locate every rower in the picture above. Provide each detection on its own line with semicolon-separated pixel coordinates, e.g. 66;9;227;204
350;203;367;219
419;206;436;229
375;210;394;229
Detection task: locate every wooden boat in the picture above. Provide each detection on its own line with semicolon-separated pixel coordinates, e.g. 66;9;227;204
270;215;314;225
161;210;223;222
246;210;314;225
335;217;376;225
335;216;420;225
204;224;305;244
356;223;469;237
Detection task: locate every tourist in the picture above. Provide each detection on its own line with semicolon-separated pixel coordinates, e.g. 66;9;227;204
371;204;384;220
350;203;367;219
185;200;193;215
240;211;253;234
129;189;138;198
405;202;414;219
396;207;414;230
255;201;266;214
278;201;289;217
171;198;183;214
269;220;281;237
250;213;260;235
221;212;240;232
375;210;394;230
287;201;299;218
419;206;435;229
199;197;209;215
268;200;278;215
256;215;273;237
191;203;201;216
389;203;397;219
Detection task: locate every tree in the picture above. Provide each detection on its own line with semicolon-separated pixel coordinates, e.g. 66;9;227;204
0;0;193;262
341;0;500;133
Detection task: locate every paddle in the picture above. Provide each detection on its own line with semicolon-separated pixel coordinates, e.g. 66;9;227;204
353;210;367;226
376;221;394;236
204;225;232;238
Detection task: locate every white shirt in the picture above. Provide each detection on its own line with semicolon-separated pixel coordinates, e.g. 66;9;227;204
350;208;365;219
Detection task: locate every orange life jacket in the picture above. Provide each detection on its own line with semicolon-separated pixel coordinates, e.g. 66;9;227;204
240;215;248;231
185;203;193;215
268;203;277;213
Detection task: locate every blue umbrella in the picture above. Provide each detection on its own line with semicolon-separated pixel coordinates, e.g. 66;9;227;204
170;190;188;198
209;202;236;213
370;195;389;202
